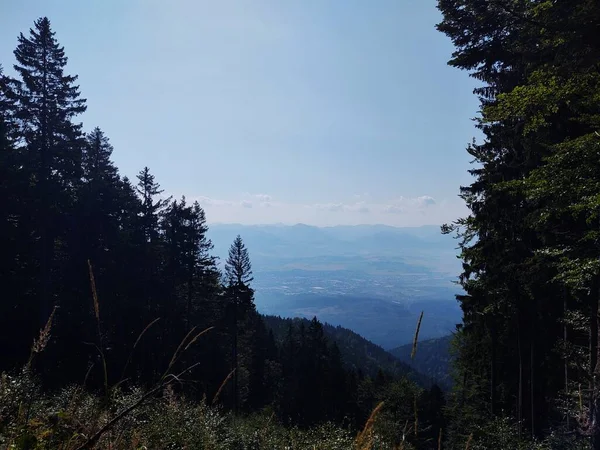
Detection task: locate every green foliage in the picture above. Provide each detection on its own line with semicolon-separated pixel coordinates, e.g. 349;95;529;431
465;417;588;450
438;0;600;445
0;373;358;450
390;335;454;390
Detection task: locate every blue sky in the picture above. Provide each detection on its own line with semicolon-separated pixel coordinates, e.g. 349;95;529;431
0;0;480;227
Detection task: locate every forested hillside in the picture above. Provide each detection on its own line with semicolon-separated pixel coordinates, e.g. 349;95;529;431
390;336;453;391
263;315;433;386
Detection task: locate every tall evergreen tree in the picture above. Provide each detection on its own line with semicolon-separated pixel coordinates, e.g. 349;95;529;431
136;166;170;244
135;167;170;318
439;0;600;445
0;65;31;369
9;17;87;328
224;235;255;413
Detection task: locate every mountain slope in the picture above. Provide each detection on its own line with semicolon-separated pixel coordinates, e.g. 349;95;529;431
262;314;432;387
389;334;454;390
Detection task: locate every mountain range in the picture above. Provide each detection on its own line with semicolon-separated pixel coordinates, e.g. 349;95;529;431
208;223;463;349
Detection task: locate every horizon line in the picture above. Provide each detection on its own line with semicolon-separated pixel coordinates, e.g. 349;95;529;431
206;222;444;229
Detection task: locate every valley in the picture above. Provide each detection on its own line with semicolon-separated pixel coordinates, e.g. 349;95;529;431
209;223;463;349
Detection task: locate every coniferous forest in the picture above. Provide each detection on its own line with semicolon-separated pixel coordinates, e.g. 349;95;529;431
1;1;600;449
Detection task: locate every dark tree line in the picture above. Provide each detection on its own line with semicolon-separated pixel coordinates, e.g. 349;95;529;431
0;17;444;444
438;0;600;447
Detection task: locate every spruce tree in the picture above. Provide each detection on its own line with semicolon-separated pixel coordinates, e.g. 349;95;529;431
439;0;600;445
79;127;121;261
224;235;255;414
10;17;87;327
0;65;30;369
136;166;170;244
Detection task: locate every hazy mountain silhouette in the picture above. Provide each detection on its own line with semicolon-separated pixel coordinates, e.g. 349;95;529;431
208;223;462;349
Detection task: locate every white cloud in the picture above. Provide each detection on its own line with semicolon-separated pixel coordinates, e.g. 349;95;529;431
416;195;436;207
194;196;235;207
241;200;253;208
384;195;436;211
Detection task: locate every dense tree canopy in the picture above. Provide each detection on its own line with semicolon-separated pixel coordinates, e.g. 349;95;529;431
439;0;600;447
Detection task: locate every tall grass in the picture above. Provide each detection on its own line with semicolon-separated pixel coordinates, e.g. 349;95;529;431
411;311;424;361
355;401;384;450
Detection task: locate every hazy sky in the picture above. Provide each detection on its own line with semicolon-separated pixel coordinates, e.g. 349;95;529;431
1;0;480;227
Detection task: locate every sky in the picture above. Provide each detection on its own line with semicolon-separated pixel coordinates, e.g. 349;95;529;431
0;0;481;227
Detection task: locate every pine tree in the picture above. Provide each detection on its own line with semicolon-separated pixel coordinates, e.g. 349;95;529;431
162;197;219;331
69;127;129;379
136;166;170;244
225;235;254;289
0;65;31;369
439;0;600;445
9;17;87;328
79;127;121;261
487;1;600;442
224;235;255;414
438;0;550;441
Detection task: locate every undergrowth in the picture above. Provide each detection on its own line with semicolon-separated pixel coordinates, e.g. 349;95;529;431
0;374;359;449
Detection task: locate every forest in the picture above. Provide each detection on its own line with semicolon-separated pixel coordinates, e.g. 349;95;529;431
1;0;600;449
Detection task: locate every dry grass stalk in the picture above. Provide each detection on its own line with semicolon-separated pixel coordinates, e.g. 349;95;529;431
162;326;214;380
88;260;108;397
76;313;211;449
411;311;424;360
120;317;161;381
75;362;201;450
465;433;473;450
212;369;236;406
26;305;57;370
355;401;384;450
184;326;215;352
413;394;418;437
87;259;100;322
438;427;443;450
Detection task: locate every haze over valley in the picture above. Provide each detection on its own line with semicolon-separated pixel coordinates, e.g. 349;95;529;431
209;223;461;349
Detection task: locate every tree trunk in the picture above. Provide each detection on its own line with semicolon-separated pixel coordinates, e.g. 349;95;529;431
530;339;535;438
39;42;51;329
564;294;570;429
518;319;523;441
490;318;496;416
186;265;193;332
591;276;600;450
232;291;238;415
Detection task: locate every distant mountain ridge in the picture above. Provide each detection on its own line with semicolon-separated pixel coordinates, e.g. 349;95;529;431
209;223;463;349
209;223;456;263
